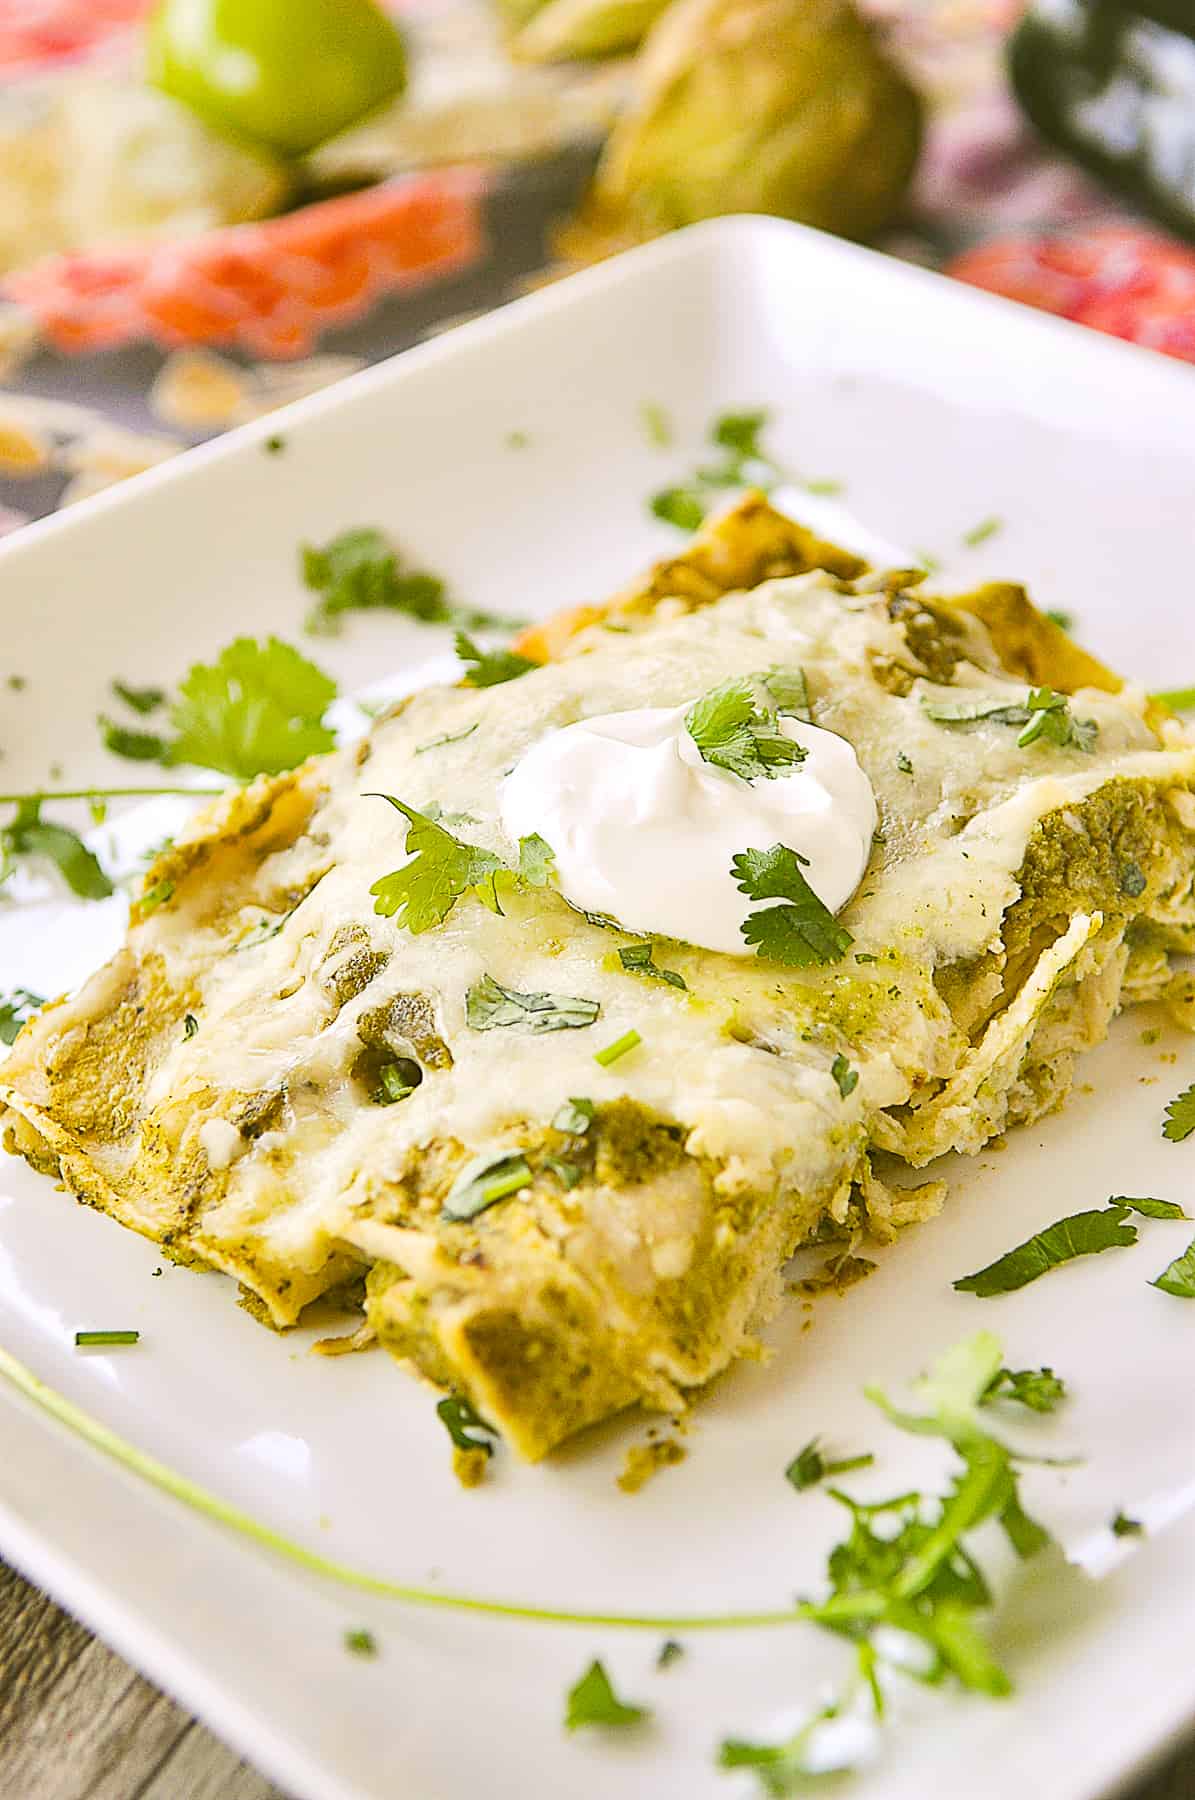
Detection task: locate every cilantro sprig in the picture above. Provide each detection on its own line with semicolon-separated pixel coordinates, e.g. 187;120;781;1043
920;685;1097;753
368;796;553;933
465;973;599;1034
733;844;853;967
301;526;518;638
685;675;806;784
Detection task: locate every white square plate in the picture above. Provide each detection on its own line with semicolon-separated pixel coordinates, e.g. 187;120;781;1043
3;218;1195;1800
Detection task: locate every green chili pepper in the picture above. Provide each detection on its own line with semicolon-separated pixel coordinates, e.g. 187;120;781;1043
1010;0;1195;243
147;0;409;158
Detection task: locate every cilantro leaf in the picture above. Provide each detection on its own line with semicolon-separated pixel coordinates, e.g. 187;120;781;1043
1;800;113;899
454;631;537;690
920;686;1096;752
344;1628;377;1657
1150;1234;1195;1297
99;717;173;763
442;1151;531;1222
650;486;706;532
0;987;44;1047
1111;1511;1144;1537
617;942;687;989
111;680;165;715
436;1393;496;1456
552;1097;594;1134
1112;1195;1188;1219
368;795;505;932
515;832;556;888
685;677;805;784
169;637;336;780
302;526;515;638
920;694;1029;727
564;1660;649;1731
953;1205;1138;1295
1162;1083;1195;1142
785;1438;873;1492
733;844;853;967
465;973;599;1034
980;1366;1067;1414
830;1054;858;1099
712;410;769;459
962;516;1003;547
762;665;812;723
656;1639;684;1669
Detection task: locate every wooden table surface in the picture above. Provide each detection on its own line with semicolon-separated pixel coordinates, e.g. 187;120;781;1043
2;1557;1193;1800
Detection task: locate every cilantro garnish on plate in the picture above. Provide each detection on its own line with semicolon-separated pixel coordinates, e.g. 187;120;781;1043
981;1366;1067;1413
1162;1082;1195;1142
565;1660;649;1731
1150;1235;1195;1297
367;796;553;933
953;1203;1141;1295
301;526;517;638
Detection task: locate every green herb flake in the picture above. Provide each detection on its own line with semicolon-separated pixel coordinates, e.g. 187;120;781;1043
112;680;165;715
415;722;478;755
711;410;769;460
552;1097;595;1135
804;478;843;496
454;631;537;690
685;676;805;784
1111;1511;1144;1538
0;987;44;1047
183;1013;199;1040
1112;1195;1188;1219
962;516;1003;547
784;1438;874;1492
896;750;914;774
594;1028;641;1068
75;1330;139;1347
954;1204;1139;1295
920;686;1097;753
99;717;172;763
830;1054;858;1099
442;1151;531;1222
760;665;812;723
343;1626;377;1655
466;973;600;1034
650;486;706;532
302;526;509;638
436;1393;497;1456
264;434;286;455
505;429;530;450
656;1639;684;1669
1045;609;1074;631
368;795;505;932
564;1660;649;1732
641;402;672;447
1162;1083;1195;1142
981;1366;1066;1414
719;1704;840;1792
617;942;687;990
1150;1234;1195;1297
733;844;853;968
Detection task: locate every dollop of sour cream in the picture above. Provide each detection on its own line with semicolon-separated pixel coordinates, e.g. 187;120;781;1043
500;704;876;956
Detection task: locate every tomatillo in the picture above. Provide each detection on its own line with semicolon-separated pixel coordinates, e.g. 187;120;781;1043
147;0;409;158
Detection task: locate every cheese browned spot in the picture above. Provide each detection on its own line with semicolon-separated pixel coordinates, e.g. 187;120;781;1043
3;500;1194;1460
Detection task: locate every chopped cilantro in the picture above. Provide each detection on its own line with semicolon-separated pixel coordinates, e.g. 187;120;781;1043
515;832;556;888
442;1151;531;1222
896;750;914;774
617;942;687;990
761;665;812;723
111;680;165;715
650;486;706;532
565;1660;649;1731
1111;1195;1188;1219
183;1013;199;1039
962;516;1003;547
1150;1234;1195;1297
343;1628;377;1656
656;1639;684;1669
920;686;1096;753
830;1054;858;1099
719;1704;840;1791
733;844;853;967
711;410;769;459
302;527;512;637
466;973;599;1034
784;1438;873;1492
1045;609;1073;631
954;1204;1139;1295
552;1097;594;1134
75;1330;139;1347
170;637;337;779
1111;1511;1144;1538
641;402;672;447
685;676;805;783
454;631;537;689
0;799;113;900
368;795;505;931
594;1028;641;1068
99;717;173;763
415;723;478;755
264;434;286;455
1162;1082;1195;1142
0;987;44;1047
436;1393;496;1456
980;1366;1066;1413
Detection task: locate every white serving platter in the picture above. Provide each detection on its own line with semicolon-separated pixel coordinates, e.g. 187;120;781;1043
2;216;1195;1800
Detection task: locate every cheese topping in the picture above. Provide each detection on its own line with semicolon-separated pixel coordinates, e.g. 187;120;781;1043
499;704;877;955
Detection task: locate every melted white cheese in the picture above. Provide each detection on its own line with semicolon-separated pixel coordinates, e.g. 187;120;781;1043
499;705;877;955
